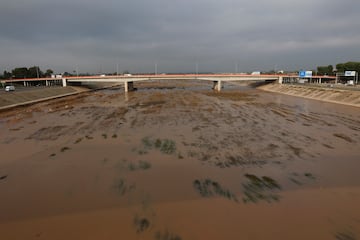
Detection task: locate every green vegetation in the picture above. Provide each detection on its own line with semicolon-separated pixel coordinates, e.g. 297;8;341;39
336;62;360;74
128;160;152;171
60;147;70;152
0;175;8;180
74;138;83;144
304;172;316;180
133;216;150;233
335;231;356;240
2;66;54;79
315;62;360;76
317;65;334;76
289;172;316;186
193;178;238;202
242;174;281;203
112;178;136;196
333;133;353;143
155;230;182;240
140;137;176;155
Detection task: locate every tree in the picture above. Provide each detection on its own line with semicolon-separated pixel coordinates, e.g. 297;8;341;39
336;62;360;74
2;71;12;79
44;69;54;77
12;67;29;78
28;66;43;78
317;65;333;75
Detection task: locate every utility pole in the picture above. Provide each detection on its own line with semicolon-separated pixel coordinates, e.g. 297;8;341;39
155;62;158;75
356;72;358;85
36;66;39;78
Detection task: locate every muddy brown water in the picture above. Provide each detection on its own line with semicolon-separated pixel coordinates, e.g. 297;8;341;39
0;80;359;240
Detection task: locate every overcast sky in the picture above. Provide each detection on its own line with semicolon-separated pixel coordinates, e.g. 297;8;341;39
1;0;360;74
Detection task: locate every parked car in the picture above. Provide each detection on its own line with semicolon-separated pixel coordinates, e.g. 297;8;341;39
5;86;15;91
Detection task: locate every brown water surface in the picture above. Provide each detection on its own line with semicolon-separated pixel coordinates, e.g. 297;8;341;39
0;80;359;240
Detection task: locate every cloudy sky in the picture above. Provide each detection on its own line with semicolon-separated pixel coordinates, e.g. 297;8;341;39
1;0;360;74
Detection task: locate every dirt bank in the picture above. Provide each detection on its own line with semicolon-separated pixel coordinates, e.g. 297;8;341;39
259;83;360;107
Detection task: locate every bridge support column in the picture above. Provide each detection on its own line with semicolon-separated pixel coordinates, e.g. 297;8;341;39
213;80;222;91
124;81;134;92
278;76;283;84
62;78;67;87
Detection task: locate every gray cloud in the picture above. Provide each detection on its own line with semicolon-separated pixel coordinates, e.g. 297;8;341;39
1;0;360;73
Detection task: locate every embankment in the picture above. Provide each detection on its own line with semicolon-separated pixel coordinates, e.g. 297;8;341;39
0;86;88;110
259;84;360;107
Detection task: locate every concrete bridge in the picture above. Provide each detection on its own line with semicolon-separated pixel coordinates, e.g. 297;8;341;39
1;74;336;92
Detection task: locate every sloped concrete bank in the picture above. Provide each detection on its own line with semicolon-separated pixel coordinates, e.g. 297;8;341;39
259;84;360;107
0;87;88;111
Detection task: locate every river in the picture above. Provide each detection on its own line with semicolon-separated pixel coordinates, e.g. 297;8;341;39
0;80;359;240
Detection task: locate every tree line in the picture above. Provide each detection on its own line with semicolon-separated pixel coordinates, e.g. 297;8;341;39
1;66;54;79
316;62;360;76
1;62;359;79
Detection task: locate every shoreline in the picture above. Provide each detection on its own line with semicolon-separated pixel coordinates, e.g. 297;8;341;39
0;84;119;111
258;83;360;107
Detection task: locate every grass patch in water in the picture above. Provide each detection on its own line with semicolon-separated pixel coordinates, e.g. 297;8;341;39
0;175;8;181
133;216;150;233
74;137;83;144
112;178;136;196
304;172;316;180
128;160;151;171
193;178;238;202
335;231;356;240
60;147;70;152
289;172;316;185
333;133;353;143
85;135;93;140
242;174;281;204
140;137;176;155
155;229;182;240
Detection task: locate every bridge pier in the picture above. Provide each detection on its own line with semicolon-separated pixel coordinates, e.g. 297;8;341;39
278;76;283;84
213;80;222;91
62;78;67;87
124;81;134;92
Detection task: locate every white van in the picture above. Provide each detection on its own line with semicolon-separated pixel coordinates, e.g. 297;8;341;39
5;86;15;91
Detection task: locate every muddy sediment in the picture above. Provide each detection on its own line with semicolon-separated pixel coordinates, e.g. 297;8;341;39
0;80;359;240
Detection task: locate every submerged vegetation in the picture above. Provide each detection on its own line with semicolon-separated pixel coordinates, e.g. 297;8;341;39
60;146;70;152
242;174;281;203
155;230;182;240
133;216;150;233
140;137;177;155
193;178;238;202
112;178;136;196
128;160;152;171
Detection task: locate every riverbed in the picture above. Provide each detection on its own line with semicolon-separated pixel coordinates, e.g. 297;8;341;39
0;80;359;240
